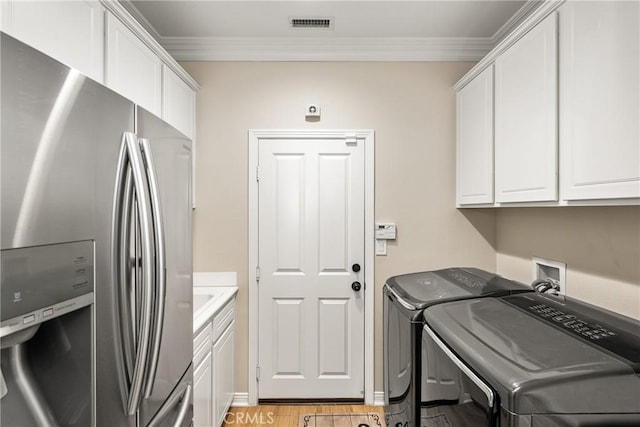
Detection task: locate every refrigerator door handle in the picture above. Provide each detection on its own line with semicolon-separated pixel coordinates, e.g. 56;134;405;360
121;162;136;380
140;137;167;399
147;383;192;427
117;132;156;415
113;137;137;399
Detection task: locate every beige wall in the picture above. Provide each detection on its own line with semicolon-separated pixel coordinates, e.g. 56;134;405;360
181;61;499;394
496;207;640;320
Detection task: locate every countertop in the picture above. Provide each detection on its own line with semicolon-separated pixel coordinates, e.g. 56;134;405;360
193;273;238;334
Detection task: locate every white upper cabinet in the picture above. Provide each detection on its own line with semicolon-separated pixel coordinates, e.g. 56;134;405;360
0;0;104;83
495;13;558;204
457;65;494;205
162;65;196;140
105;13;163;117
559;1;640;201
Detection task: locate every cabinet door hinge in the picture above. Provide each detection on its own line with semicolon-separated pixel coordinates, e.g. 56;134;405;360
256;266;260;282
256;166;259;182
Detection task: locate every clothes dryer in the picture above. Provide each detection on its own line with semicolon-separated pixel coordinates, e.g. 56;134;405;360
422;292;640;426
383;268;530;427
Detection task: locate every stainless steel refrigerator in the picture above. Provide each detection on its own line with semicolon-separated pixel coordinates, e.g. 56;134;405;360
1;33;193;427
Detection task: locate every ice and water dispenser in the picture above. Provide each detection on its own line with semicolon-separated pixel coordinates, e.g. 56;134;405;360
1;241;94;426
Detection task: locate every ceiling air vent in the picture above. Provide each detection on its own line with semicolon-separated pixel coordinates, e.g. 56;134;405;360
290;17;333;29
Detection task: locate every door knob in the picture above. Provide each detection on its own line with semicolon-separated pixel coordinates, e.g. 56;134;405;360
352;281;362;292
352;263;361;273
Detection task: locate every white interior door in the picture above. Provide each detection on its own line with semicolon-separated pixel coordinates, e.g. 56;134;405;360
257;136;365;399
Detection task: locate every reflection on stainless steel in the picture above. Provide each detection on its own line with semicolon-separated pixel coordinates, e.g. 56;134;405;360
147;373;192;427
0;368;6;400
12;69;85;248
8;336;59;427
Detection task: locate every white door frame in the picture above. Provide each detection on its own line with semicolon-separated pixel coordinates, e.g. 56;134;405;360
248;129;375;405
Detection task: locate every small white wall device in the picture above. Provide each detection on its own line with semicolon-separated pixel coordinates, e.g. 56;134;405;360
305;104;321;118
375;223;396;240
375;222;396;256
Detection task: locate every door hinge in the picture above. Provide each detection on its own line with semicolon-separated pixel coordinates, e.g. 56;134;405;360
256;365;260;381
345;133;357;145
256;266;260;282
256;165;259;182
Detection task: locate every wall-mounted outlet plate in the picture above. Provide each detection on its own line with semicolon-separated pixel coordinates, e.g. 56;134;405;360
532;257;567;295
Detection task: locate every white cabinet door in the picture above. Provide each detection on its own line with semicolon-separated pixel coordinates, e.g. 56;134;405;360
495;13;558;203
162;65;196;140
1;0;104;82
105;13;162;117
559;1;640;201
193;349;213;427
213;323;234;427
457;65;494;205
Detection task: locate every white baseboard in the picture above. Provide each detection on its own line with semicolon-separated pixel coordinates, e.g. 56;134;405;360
231;392;250;407
373;391;385;407
230;391;385;407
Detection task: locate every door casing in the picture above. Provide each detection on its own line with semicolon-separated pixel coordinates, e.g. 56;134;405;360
248;129;375;405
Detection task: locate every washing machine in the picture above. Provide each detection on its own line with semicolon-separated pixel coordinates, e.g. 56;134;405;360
383;268;530;427
421;292;640;426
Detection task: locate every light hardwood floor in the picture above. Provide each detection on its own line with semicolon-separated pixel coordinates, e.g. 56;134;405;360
222;404;385;427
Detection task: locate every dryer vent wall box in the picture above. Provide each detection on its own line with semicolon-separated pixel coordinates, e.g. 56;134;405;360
376;223;396;240
532;257;567;295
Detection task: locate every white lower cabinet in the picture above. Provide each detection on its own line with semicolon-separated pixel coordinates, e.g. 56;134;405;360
193;358;213;427
213;323;235;427
193;297;235;427
193;324;214;427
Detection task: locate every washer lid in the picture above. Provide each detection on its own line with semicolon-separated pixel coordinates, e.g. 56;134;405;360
384;268;528;310
424;295;640;414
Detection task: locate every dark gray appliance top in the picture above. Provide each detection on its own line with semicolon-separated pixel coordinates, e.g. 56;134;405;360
424;293;640;415
384;267;529;311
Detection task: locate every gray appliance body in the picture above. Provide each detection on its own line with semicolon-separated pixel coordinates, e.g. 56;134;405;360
383;268;530;427
1;33;193;427
423;293;640;426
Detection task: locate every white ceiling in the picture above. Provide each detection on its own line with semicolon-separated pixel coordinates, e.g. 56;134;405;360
124;0;539;61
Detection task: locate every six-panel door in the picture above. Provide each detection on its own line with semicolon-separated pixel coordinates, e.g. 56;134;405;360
258;137;365;399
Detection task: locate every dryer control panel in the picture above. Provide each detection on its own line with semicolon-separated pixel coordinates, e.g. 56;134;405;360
504;293;640;366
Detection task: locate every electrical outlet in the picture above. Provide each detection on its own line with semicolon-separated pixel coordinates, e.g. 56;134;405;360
532;257;567;295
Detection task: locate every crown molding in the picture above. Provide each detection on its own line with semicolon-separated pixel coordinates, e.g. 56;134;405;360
115;0;543;63
118;0;163;42
491;0;543;45
102;0;199;89
162;36;494;62
453;0;564;91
